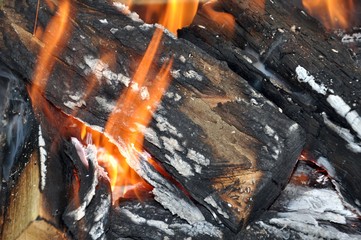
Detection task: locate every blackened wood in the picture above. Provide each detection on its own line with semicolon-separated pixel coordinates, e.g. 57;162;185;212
179;0;361;214
62;139;111;240
108;199;233;240
237;161;361;239
0;0;305;231
0;62;38;236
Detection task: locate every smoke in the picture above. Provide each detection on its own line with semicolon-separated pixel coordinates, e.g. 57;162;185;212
0;64;32;181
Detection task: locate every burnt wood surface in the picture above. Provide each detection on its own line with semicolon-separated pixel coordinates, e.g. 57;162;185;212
0;0;305;232
179;0;361;214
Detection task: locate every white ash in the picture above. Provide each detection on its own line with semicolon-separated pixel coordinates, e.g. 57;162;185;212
140;86;150;100
271;146;280;159
89;195;111;240
186;149;210;166
327;94;351;117
179;55;186;63
183;70;203;82
124;25;135;31
242;54;254;64
264;184;360;239
165;91;182;101
284;185;356;219
112;3;143;23
69;93;83;101
84;55;131;87
144;127;161;148
194;164;202;174
170;69;181;79
322;112;361;153
327;95;361;138
95;96;116;114
39;126;47;191
204;195;230;219
110;28;118;34
295;66;327;95
139;23;153;31
161;136;183;153
165;154;194;177
154;114;183;138
345;110;361;138
170;221;223;238
122;209;175;236
109;138;205;224
66;140;99;221
256;221;291;239
99;19;108;24
64;100;86;110
153;187;205;224
154;23;176;40
269;218;360;240
264;125;275;137
342;33;361;43
316;157;336;178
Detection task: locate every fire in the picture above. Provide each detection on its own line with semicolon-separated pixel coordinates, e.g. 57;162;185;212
104;28;173;193
302;0;355;29
201;0;235;36
30;0;72;112
123;0;200;35
30;0;175;200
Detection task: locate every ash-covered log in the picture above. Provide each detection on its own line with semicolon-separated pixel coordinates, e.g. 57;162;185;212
0;0;304;232
179;0;361;213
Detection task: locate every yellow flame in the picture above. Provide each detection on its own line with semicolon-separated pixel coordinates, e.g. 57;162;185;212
302;0;355;29
125;0;199;35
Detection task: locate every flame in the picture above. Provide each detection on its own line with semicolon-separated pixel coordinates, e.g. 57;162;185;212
30;0;72;116
302;0;355;29
30;0;174;200
124;0;199;35
103;28;173;193
201;0;235;37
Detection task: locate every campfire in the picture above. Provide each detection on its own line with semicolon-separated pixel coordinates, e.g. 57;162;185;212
1;0;361;239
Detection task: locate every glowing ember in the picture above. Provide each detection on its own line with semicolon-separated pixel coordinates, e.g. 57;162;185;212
123;0;200;35
302;0;355;29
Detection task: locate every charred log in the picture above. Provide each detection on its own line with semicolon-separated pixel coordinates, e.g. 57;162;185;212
179;0;361;213
0;0;305;232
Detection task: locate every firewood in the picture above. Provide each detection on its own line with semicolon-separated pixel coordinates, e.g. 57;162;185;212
1;151;65;240
179;0;361;214
0;0;305;232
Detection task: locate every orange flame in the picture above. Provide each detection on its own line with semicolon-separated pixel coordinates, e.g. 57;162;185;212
30;0;174;200
30;0;72;115
302;0;355;29
103;28;173;193
201;0;235;37
125;0;199;35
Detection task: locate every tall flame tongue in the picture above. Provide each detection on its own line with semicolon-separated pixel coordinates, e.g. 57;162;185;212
30;0;175;200
125;0;199;35
30;0;72;113
302;0;355;29
103;28;174;195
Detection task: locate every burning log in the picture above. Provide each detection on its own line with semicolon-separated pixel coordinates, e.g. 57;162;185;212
179;0;361;213
0;0;305;234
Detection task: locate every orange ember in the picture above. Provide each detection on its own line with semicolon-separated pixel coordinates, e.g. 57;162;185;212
124;0;199;35
302;0;355;29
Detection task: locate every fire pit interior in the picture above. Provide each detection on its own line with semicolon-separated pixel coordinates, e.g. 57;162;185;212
1;0;361;239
